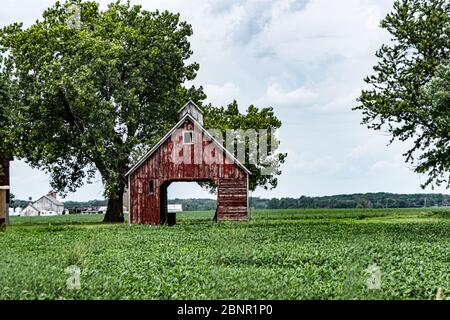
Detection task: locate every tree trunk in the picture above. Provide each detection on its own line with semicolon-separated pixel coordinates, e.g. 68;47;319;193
103;188;125;223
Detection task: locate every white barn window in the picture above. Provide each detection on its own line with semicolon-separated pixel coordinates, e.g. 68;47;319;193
183;131;194;144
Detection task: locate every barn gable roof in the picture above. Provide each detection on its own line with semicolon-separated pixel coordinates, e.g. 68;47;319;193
126;113;251;177
177;99;203;114
34;195;64;207
24;204;39;212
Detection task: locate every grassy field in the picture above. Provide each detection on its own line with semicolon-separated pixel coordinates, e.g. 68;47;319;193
0;208;449;300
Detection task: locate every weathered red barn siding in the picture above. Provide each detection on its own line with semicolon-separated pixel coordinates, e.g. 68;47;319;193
129;119;248;225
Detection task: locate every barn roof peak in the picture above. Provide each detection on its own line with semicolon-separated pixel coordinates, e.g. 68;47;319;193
125;104;251;177
178;100;203;125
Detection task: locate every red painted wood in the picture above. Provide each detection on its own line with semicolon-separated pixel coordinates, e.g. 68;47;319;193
129;119;248;225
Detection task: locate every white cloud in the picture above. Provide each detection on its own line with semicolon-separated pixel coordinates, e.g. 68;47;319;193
261;83;318;107
347;135;391;160
262;0;392;62
369;160;399;175
204;82;240;106
3;0;449;201
290;154;345;176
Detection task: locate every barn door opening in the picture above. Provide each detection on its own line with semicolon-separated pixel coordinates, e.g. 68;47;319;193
160;180;217;225
159;181;172;226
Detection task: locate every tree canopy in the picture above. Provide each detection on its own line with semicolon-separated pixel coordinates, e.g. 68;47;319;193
0;0;286;221
0;71;13;178
0;72;12;154
203;101;287;191
0;0;204;221
355;0;450;189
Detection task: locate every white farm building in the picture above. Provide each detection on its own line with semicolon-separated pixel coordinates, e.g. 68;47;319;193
22;192;64;216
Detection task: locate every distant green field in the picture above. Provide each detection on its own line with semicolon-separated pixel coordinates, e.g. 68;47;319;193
0;208;449;300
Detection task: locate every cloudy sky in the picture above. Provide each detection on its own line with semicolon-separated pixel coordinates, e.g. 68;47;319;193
4;0;449;201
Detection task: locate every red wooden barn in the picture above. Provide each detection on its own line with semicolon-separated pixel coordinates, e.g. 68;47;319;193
126;100;250;225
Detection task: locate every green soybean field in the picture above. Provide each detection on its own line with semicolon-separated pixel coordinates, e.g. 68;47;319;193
0;208;449;300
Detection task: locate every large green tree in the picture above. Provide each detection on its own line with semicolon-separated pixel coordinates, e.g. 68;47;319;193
0;0;203;222
0;0;286;222
0;71;13;177
203;101;287;191
0;73;11;152
421;63;450;185
355;0;450;189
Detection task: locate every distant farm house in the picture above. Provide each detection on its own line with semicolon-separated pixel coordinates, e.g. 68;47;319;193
96;206;127;214
126;100;250;225
168;204;183;213
0;153;12;228
22;191;64;216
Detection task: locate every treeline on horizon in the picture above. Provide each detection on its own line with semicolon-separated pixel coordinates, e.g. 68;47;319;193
11;192;449;211
168;193;450;210
252;193;450;210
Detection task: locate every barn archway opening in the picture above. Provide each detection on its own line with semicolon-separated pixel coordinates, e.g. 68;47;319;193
161;180;217;226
